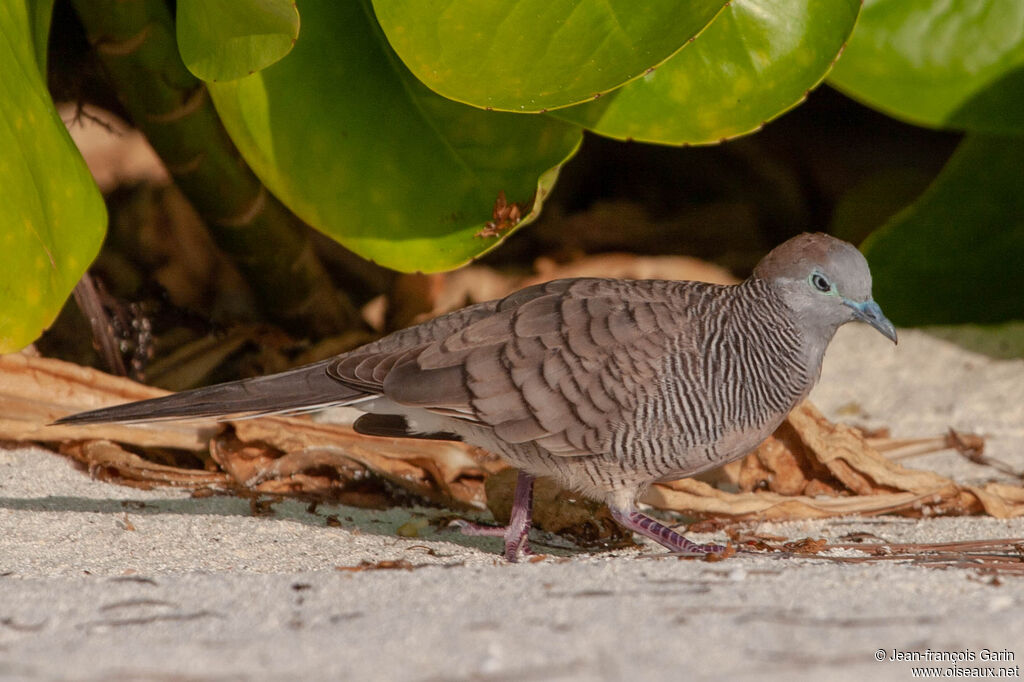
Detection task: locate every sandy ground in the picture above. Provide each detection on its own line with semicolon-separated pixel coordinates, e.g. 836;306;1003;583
1;325;1023;682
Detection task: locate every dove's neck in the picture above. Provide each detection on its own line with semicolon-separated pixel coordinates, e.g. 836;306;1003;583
738;277;835;400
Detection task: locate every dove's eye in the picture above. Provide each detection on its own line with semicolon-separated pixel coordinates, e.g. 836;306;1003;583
810;272;832;293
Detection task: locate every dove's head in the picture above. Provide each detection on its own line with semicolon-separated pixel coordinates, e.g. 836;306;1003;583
753;232;897;345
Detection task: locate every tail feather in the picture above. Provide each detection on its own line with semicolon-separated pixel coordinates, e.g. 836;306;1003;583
55;359;371;425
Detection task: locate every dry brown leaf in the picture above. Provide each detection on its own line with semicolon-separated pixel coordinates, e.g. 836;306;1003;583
0;352;215;451
788;403;953;495
967;483;1024;518
526;252;737;287
59;439;229;489
782;538;829;554
644;402;1023;521
644;477;940;520
336;559;416;572
227;417;488;509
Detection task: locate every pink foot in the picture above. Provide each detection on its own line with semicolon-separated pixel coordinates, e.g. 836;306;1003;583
453;471;535;562
610;507;724;555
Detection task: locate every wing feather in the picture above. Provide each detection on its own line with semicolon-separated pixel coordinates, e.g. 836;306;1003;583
362;278;686;457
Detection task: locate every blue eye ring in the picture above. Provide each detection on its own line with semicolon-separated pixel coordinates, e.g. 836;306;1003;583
810;272;831;292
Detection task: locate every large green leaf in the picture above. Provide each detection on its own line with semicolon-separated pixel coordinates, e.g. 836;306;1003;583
862;136;1024;326
177;0;300;82
209;0;581;273
555;0;859;145
0;0;106;352
29;0;54;74
371;0;727;113
828;0;1024;133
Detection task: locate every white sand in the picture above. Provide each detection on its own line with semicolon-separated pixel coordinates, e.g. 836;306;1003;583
2;326;1023;681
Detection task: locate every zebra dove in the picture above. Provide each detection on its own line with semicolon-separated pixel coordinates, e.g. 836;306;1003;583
58;233;897;560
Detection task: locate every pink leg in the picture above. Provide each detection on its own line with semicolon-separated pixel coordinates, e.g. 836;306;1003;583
610;507;724;555
457;471;535;562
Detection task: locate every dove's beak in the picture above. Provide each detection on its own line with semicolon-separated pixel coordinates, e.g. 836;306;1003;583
845;298;898;344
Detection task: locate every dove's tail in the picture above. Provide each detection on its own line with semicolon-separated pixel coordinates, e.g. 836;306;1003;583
54;359;371;425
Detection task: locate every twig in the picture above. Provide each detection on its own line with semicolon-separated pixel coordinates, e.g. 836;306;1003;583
73;272;128;376
870;429;986;461
741;536;1024;576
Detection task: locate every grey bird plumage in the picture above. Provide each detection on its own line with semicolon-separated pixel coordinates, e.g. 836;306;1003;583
58;233;897;560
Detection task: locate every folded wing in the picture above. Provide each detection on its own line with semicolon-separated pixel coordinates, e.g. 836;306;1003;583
332;279;683;457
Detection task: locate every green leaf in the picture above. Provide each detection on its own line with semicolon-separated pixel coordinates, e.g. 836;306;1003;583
177;0;300;82
828;0;1024;133
0;0;106;352
862;136;1024;326
554;0;859;145
209;0;582;273
923;322;1024;360
29;0;54;74
371;0;727;113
